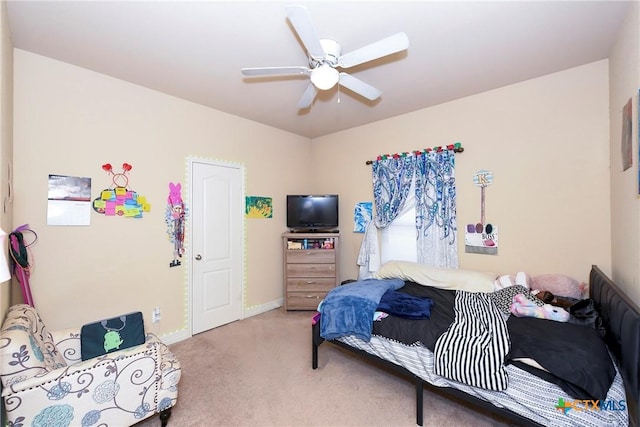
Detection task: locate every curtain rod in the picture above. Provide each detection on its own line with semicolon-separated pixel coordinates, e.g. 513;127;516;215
365;142;464;165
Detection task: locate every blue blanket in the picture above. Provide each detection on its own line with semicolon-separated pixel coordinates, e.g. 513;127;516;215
319;278;405;341
377;290;433;319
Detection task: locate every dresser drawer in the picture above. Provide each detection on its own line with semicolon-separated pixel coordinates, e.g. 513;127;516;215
287;263;335;278
286;249;335;264
286;277;336;293
286;292;327;310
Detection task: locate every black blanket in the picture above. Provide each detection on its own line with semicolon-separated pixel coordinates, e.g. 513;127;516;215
373;281;455;348
371;281;616;401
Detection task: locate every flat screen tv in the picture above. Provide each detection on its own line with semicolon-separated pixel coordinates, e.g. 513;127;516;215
287;194;339;231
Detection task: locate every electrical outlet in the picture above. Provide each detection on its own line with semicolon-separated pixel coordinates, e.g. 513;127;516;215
152;307;161;323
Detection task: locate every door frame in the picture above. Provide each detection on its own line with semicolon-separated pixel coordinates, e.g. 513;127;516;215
187;156;245;338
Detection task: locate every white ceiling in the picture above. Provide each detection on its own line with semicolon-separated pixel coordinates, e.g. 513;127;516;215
5;1;632;138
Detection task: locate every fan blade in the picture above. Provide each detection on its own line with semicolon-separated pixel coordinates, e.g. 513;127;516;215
241;66;310;76
339;32;409;68
338;73;382;101
286;5;325;60
297;83;317;109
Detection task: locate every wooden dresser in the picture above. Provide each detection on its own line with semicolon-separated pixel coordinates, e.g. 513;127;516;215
282;232;340;310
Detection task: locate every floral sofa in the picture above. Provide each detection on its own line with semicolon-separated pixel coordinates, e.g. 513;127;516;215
0;304;181;427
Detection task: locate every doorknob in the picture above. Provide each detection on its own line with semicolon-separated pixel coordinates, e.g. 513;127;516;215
195;254;202;260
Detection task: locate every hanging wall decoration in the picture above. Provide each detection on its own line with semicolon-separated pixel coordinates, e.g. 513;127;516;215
245;196;272;218
92;163;150;218
166;182;188;267
353;202;372;233
9;224;37;307
465;169;498;255
47;174;92;226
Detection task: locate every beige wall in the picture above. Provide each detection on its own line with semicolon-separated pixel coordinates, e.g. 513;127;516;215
0;2;13;320
13;50;311;334
313;60;611;286
609;1;640;304
9;1;639;337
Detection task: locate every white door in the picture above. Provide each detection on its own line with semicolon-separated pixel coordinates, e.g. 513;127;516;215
190;159;243;335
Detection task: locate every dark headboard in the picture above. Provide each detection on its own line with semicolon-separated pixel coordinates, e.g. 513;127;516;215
590;265;640;427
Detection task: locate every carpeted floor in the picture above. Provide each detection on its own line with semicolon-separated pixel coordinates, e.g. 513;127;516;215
135;307;512;427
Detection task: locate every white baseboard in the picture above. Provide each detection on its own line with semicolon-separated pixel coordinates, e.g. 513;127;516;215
158;298;284;346
158;328;191;346
243;298;283;318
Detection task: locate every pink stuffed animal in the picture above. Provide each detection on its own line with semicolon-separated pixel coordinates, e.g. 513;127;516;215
496;272;587;300
510;293;570;322
530;274;587;299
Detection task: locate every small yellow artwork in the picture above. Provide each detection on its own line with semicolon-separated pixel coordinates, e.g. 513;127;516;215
245;196;272;218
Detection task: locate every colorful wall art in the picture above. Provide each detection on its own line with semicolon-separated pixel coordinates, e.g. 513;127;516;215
245;196;272;218
92;163;150;218
465;222;498;255
353;202;372;233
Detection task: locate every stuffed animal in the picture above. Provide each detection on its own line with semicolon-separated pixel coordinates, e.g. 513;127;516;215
534;290;579;309
494;272;531;291
510;293;570;322
530;274;587;299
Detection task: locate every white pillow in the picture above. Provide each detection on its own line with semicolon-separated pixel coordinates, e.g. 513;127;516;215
375;261;496;293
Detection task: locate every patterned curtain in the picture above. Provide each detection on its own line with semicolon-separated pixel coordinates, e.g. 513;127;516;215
372;156;415;228
365;149;458;273
414;149;458;268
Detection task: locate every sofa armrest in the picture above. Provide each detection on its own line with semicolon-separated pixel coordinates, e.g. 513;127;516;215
50;327;81;365
147;333;181;410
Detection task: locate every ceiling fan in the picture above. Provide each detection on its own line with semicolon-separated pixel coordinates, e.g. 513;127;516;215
241;4;409;109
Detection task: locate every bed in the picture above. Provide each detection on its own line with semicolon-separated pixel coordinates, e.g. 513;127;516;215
311;265;640;427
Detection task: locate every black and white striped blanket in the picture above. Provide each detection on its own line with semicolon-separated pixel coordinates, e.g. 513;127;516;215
370;281;616;400
433;291;510;390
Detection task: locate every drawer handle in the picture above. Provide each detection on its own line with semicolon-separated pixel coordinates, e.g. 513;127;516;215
305;295;320;299
296;281;316;287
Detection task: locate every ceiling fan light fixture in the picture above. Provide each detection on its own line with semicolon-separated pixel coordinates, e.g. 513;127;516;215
310;64;339;90
242;5;409;107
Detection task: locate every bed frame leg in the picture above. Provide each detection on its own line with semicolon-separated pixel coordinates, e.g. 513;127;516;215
312;317;324;369
416;379;423;426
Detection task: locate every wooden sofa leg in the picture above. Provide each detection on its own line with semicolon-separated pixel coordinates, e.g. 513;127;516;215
159;408;172;427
